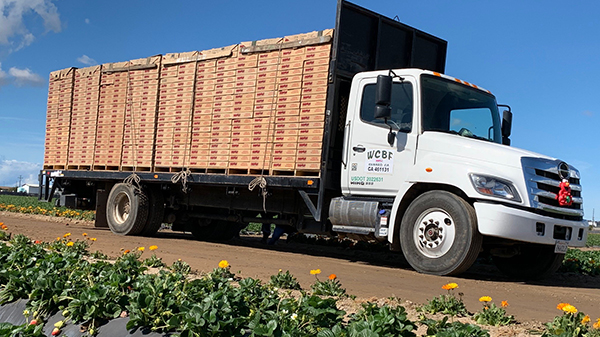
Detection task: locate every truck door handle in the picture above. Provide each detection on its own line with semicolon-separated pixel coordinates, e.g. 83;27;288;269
353;146;365;153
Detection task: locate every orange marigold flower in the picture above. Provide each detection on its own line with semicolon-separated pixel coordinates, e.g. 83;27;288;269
310;269;321;275
82;233;87;236
582;315;590;324
561;304;577;314
218;260;229;268
149;245;158;251
329;274;337;280
501;301;509;307
593;318;600;329
557;303;568;310
63;233;71;238
442;283;458;290
123;250;130;254
479;296;492;302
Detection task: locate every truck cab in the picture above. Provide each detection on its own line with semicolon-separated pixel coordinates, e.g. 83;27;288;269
330;68;587;277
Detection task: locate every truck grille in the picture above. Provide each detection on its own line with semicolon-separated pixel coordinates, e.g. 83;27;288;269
522;158;583;220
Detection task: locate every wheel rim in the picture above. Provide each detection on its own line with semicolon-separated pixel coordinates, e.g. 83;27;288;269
413;208;456;258
113;191;131;225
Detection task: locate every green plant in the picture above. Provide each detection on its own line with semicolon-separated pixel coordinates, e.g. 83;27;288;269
269;270;302;290
421;317;490;337
0;195;95;220
309;270;347;297
90;250;109;260
170;259;191;274
0;322;46;337
542;303;593;337
143;254;166;268
346;302;416;337
586;234;600;247
419;283;467;317
473;298;514;326
560;250;600;275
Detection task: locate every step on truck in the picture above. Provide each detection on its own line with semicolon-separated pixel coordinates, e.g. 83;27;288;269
39;0;588;278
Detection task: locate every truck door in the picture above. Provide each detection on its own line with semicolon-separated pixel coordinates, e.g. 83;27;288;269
344;76;417;196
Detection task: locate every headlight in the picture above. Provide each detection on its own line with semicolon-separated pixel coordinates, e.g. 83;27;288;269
469;174;521;202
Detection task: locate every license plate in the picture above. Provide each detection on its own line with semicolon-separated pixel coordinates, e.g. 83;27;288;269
554;241;569;254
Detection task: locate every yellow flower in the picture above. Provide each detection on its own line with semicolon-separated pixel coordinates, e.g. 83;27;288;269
219;260;229;268
479;296;492;302
501;301;509;307
582;315;590;324
593;318;600;329
63;233;71;238
310;269;321;275
442;283;458;290
561;304;577;314
149;245;158;251
90;238;97;241
82;233;87;236
66;242;74;247
138;247;145;251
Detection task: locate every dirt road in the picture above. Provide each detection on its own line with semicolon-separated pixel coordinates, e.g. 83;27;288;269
1;211;598;323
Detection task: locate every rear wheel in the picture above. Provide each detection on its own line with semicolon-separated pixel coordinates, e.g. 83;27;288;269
140;187;165;237
400;191;482;275
492;244;564;280
106;183;148;236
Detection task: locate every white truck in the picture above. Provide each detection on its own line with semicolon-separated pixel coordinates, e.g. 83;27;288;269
40;0;587;279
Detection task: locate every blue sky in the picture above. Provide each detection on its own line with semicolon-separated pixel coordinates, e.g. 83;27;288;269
0;0;598;219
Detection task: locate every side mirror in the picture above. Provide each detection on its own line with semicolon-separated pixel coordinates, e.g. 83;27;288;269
387;131;396;147
502;109;512;146
374;75;392;119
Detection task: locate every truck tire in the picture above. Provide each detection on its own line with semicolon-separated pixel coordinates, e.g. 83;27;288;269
139;187;165;237
492;244;564;280
400;191;482;275
106;183;149;236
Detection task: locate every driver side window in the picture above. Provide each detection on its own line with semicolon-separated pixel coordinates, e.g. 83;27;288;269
360;82;413;132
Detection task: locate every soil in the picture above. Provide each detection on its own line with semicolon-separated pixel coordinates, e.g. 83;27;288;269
1;211;599;334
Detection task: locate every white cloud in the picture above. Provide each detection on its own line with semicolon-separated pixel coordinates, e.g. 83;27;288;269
0;62;9;86
0;158;40;187
0;0;62;52
0;62;45;87
85;18;90;24
7;66;44;86
77;54;97;66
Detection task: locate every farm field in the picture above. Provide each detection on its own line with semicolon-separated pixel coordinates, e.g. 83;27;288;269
0;211;599;336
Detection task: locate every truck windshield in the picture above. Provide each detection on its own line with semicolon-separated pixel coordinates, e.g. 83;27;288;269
421;74;502;143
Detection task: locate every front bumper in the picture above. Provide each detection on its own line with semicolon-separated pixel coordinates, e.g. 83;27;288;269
474;202;588;247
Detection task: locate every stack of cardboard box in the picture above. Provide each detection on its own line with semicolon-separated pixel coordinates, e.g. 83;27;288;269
155;53;197;170
45;29;333;176
94;62;129;169
44;68;75;169
121;56;161;171
67;66;101;169
188;59;216;170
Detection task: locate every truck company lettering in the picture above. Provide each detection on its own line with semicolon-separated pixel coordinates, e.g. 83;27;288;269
365;149;394;175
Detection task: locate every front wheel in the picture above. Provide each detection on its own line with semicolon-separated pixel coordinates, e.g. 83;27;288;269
492;244;564;280
400;191;482;276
